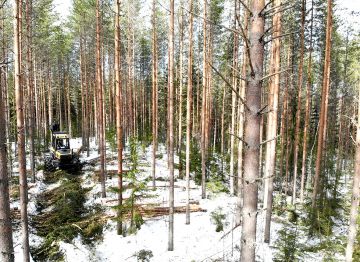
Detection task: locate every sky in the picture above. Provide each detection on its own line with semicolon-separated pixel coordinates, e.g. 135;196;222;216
53;0;360;32
53;0;72;20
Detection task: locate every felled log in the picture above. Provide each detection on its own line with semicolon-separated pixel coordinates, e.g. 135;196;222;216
137;204;206;218
105;198;200;206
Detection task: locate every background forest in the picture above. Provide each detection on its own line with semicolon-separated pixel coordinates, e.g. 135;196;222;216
0;0;360;261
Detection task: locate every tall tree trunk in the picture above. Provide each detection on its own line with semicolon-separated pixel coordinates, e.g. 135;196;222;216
311;0;332;211
240;0;265;260
80;32;86;146
229;0;239;196
14;0;31;260
300;0;314;202
26;0;35;183
152;0;158;189
114;0;123;235
345;80;360;262
185;0;194;225
279;42;292;184
66;67;72;136
292;0;306;204
236;1;249;226
96;0;106;198
48;62;52;128
200;0;208;200
263;0;282;243
0;22;14;261
178;6;184;177
168;0;175;251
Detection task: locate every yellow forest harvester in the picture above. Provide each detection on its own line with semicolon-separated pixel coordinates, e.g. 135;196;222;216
44;124;82;172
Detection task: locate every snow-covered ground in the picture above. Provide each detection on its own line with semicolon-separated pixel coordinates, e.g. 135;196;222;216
10;137;348;261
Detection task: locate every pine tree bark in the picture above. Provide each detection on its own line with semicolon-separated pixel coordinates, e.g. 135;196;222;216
152;0;158;189
177;6;184;177
300;0;314;202
185;0;194;225
292;0;306;204
168;0;175;251
345;80;360;262
96;0;106;198
14;0;31;260
0;23;14;261
66;68;72;136
312;0;332;211
114;0;123;235
263;0;282;243
48;63;53;128
241;0;265;260
236;3;250;226
26;0;35;183
229;0;239;196
200;0;208;199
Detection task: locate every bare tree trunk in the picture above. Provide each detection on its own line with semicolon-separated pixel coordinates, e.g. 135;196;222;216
185;0;194;225
300;1;314;202
263;0;281;243
14;0;31;260
279;43;292;182
220;83;225;159
168;0;175;251
200;0;207;200
241;0;265;260
152;0;158;189
26;0;35;183
312;0;332;211
0;20;14;261
84;39;90;157
80;32;85;146
236;0;249;226
229;0;239;196
96;0;106;198
48;63;52;127
345;80;360;262
114;0;123;235
292;0;306;204
66;68;72;136
178;6;184;177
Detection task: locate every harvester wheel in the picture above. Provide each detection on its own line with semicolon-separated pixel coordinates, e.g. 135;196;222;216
44;157;56;172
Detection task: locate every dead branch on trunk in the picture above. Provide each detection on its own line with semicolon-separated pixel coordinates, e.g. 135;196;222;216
261;68;290;81
259;135;280;147
263;31;297;45
237;0;252;16
208;62;250;111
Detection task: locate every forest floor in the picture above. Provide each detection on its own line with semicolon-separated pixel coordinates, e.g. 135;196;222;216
9;138;350;261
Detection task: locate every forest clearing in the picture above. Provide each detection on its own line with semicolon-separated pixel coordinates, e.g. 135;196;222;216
0;0;359;261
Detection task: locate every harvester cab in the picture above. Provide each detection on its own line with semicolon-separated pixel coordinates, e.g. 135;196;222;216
44;125;81;172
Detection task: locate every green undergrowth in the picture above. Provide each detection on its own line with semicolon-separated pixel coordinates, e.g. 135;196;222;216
273;189;347;261
31;171;105;261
